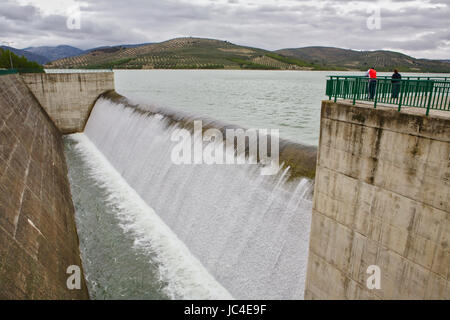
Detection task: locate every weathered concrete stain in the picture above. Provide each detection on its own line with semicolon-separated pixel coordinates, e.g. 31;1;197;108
305;100;449;300
0;74;89;299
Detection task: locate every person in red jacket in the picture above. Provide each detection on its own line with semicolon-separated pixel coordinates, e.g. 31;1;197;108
365;67;377;99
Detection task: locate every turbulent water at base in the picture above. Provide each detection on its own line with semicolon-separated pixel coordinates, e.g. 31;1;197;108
65;135;232;299
69;96;314;300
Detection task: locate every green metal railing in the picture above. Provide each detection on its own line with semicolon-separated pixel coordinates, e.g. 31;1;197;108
0;68;44;76
326;76;450;115
0;69;18;75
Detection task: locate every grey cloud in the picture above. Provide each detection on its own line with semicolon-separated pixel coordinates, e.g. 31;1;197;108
0;1;37;21
0;0;449;59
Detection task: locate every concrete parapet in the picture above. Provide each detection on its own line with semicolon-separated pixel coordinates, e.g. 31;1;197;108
305;100;449;300
21;72;114;134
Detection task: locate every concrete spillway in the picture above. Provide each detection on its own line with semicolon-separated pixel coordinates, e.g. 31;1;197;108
76;94;316;299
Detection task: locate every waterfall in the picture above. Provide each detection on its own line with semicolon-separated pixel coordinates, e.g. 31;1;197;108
81;95;315;299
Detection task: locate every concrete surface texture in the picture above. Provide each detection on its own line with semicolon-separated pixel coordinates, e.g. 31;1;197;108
305;100;449;299
0;74;88;299
21;72;114;134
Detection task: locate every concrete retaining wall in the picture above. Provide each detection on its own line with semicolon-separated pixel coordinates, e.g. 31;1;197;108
21;73;114;134
305;100;449;300
0;74;88;299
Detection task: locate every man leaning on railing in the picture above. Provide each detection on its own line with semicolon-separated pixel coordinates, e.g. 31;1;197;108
391;69;402;99
365;67;377;100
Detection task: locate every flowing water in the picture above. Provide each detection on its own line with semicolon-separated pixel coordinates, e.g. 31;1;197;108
65;133;232;299
65;95;314;300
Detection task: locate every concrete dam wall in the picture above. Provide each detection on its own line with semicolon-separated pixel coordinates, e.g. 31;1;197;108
21;73;114;134
0;74;89;299
305;100;449;299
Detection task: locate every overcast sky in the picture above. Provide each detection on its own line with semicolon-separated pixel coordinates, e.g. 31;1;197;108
1;0;449;59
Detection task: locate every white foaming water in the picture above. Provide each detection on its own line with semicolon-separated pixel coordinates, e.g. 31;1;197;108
69;133;233;300
83;97;313;299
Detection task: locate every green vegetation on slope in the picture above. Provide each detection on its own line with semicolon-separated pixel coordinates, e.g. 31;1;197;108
264;53;346;71
265;53;311;68
227;57;278;70
276;47;450;73
47;38;315;70
0;48;44;71
47;38;450;72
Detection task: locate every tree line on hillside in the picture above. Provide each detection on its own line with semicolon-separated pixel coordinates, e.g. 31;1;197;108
0;48;43;71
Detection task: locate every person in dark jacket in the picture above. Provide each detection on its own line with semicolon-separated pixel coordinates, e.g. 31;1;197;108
391;69;402;99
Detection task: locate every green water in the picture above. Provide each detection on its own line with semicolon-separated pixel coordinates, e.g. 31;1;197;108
64;137;169;300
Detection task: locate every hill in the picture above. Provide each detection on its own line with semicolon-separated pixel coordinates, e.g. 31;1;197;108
0;46;49;65
46;38;323;70
84;43;154;53
0;47;44;70
46;39;450;72
24;45;84;62
276;46;450;73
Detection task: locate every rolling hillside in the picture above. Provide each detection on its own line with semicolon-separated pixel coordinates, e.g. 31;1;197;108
276;46;450;73
46;38;321;70
46;39;450;72
24;45;84;62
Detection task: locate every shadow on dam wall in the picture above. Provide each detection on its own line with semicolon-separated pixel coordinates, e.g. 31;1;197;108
0;74;89;299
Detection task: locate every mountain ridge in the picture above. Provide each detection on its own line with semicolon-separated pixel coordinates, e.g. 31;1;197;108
276;46;450;72
5;38;450;72
23;45;84;62
48;39;450;72
47;37;324;70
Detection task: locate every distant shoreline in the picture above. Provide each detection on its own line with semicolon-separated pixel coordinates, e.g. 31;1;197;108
44;68;450;74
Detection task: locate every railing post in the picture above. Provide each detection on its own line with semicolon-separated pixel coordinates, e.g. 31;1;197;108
398;80;404;112
373;80;378;109
334;78;339;103
357;78;361;102
426;80;434;116
352;78;357;105
444;82;450;111
327;77;332;100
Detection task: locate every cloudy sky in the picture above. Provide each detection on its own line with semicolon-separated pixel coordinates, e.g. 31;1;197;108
1;0;449;59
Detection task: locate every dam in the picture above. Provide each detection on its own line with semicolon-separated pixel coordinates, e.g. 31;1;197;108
0;71;448;300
